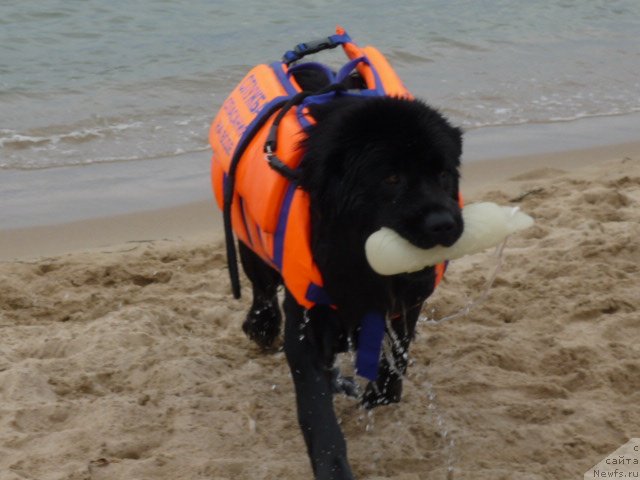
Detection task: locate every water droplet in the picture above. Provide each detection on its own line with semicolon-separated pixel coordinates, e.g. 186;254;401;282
365;409;375;432
424;381;456;478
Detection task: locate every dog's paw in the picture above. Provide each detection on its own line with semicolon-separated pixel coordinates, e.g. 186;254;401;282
242;303;281;350
361;376;403;409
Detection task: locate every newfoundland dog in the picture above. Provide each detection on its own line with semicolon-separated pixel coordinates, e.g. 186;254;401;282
235;82;464;478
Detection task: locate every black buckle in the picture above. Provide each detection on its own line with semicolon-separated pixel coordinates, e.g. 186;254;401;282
264;141;299;182
295;37;337;55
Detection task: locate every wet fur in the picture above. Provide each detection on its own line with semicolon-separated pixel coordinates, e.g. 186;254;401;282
238;92;463;479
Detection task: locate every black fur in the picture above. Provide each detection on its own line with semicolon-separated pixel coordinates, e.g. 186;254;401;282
239;94;463;479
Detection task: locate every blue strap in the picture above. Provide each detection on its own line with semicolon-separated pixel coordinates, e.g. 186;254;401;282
272;182;296;270
335;56;368;84
331;32;352;44
356;312;386;381
305;282;333;305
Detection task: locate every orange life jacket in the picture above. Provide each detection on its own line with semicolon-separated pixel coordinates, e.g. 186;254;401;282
209;27;456;310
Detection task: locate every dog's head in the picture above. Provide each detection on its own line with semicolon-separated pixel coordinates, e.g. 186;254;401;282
301;96;464;250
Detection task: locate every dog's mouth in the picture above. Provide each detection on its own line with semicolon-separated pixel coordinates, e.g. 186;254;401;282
401;233;459;250
393;212;464;250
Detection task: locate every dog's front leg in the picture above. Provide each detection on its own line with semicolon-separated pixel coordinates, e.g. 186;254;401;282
362;304;421;409
283;294;355;480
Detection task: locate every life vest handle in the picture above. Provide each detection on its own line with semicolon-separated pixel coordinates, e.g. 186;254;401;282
282;32;352;65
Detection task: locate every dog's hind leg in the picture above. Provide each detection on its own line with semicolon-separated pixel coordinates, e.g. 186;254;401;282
283;295;355;480
238;241;282;349
362;304;421;409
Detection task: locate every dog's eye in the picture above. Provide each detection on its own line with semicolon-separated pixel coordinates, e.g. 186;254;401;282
384;174;401;185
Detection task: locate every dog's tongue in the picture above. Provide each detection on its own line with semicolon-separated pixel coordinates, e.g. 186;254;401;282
365;202;534;276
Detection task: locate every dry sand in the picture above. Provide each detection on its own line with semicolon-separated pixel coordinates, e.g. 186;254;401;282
1;148;639;479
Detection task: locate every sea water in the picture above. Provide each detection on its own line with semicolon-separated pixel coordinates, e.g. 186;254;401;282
1;0;639;225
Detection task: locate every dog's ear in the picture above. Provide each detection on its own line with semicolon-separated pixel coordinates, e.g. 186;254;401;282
299;101;365;220
299;98;365;195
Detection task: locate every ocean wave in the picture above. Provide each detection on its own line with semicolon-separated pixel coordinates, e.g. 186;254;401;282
2;106;640;171
0;122;142;150
456;107;640;130
0;146;210;171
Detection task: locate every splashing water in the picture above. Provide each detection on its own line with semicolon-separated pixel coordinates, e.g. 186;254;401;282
331;237;507;468
424;381;457;479
298;310;312;341
412;240;511;478
334;334;365;398
420;238;508;325
365;409;375;432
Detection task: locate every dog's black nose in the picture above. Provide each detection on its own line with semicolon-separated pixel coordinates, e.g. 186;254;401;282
423;211;457;235
422;211;459;247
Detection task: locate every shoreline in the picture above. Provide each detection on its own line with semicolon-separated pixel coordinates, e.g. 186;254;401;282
2;139;640;262
2;112;640;231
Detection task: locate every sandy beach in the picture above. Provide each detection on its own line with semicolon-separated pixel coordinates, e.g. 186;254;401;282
1;144;639;479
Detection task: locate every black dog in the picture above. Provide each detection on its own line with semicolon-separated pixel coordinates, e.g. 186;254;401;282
237;90;464;479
